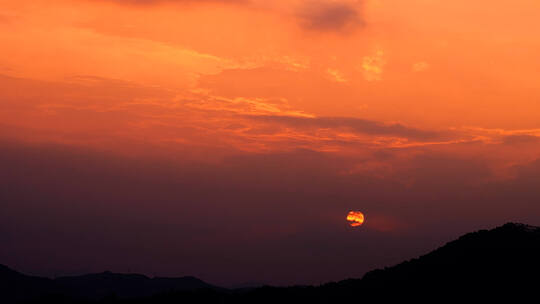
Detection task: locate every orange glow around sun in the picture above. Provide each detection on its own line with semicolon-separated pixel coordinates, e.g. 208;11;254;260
347;211;365;227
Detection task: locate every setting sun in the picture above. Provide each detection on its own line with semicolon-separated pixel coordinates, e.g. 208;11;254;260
347;211;365;227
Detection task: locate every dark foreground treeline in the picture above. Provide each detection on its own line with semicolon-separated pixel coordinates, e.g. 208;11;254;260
4;223;540;303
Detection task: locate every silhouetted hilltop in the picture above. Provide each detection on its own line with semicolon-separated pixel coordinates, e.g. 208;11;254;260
0;264;58;302
327;222;540;301
0;266;219;303
361;222;540;285
54;271;217;299
3;222;540;303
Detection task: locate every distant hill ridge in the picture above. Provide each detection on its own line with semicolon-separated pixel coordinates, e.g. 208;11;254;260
0;266;219;302
2;222;540;303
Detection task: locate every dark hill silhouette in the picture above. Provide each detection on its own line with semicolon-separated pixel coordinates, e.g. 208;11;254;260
0;264;58;302
0;266;219;303
322;222;540;302
3;222;540;303
54;272;218;299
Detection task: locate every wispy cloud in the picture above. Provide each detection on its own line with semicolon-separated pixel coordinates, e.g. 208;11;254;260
96;0;249;6
244;115;447;141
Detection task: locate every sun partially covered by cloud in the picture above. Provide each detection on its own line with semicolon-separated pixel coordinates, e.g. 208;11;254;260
347;211;365;227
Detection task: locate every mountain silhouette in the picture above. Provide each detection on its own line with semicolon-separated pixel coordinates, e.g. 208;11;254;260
53;272;219;299
0;264;58;302
3;222;540;303
0;266;218;303
323;222;540;302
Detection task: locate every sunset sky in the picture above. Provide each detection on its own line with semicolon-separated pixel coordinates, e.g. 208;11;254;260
2;0;540;286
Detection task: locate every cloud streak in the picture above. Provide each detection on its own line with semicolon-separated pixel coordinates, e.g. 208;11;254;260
244;115;448;141
96;0;249;5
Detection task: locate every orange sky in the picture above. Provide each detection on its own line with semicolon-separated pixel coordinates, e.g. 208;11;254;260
2;0;540;152
2;0;540;285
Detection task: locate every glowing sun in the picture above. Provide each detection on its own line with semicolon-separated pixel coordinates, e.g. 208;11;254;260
347;211;365;227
